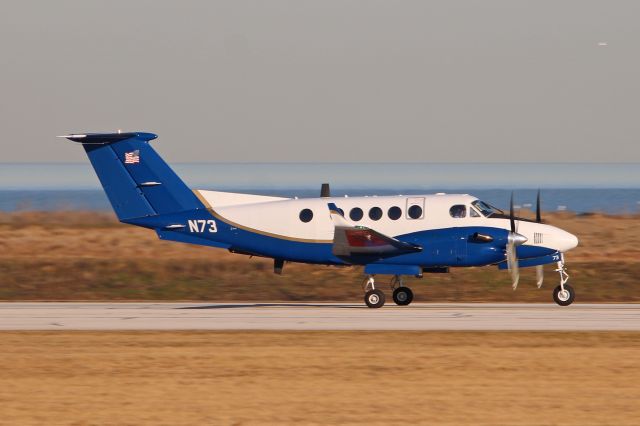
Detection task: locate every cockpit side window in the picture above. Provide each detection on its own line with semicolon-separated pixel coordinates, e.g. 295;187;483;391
471;200;504;217
470;207;481;217
449;205;466;218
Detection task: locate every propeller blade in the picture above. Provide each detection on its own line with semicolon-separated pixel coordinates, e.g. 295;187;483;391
534;191;543;287
506;241;520;290
536;265;544;288
510;192;516;233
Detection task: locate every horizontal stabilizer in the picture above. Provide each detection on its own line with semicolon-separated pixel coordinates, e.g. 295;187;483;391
59;132;157;144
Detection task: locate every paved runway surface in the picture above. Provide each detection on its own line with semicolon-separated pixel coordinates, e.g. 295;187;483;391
1;303;640;330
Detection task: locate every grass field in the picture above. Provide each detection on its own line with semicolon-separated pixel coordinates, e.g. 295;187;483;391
1;213;639;425
1;210;639;302
0;331;638;425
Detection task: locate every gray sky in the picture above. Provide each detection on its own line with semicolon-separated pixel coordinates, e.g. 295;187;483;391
1;0;639;163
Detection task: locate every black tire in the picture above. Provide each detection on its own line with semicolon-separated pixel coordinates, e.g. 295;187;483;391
553;284;575;306
364;289;386;308
393;287;414;306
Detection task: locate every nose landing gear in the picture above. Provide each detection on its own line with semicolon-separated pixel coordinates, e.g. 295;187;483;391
553;255;575;306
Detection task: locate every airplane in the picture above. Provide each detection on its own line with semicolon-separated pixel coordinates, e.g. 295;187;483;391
62;131;579;308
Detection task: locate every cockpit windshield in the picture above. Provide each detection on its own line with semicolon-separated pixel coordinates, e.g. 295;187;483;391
471;200;504;217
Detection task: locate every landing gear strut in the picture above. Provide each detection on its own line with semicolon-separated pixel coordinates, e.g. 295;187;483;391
553;255;575;306
362;275;414;308
390;275;414;306
363;276;385;309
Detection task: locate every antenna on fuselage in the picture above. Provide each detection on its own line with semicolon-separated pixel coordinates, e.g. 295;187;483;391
274;259;284;275
321;183;331;198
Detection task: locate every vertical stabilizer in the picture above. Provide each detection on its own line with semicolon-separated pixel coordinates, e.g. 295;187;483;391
63;132;203;221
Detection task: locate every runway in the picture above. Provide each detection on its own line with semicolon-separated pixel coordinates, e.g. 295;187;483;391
1;302;640;330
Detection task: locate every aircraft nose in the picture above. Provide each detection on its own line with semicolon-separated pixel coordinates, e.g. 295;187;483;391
558;230;579;252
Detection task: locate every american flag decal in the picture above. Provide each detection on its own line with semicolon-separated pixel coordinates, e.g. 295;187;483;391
124;150;140;164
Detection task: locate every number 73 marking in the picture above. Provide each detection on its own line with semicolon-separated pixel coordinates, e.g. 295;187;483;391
188;219;217;233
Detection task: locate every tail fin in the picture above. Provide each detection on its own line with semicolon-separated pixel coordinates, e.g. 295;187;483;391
62;132;202;221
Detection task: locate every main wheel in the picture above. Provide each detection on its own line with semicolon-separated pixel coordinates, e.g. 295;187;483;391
364;289;386;308
393;287;414;306
553;284;575;306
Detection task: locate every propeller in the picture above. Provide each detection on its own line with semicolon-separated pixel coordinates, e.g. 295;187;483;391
536;188;542;224
535;265;544;288
535;189;544;288
506;236;519;290
507;192;527;290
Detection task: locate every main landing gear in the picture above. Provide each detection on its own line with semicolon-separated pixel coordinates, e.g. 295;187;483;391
552;255;575;306
390;275;414;306
362;275;414;308
363;276;385;308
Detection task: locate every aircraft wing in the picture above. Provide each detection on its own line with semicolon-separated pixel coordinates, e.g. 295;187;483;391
328;203;422;258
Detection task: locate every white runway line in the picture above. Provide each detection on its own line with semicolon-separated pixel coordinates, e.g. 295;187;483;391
1;303;640;331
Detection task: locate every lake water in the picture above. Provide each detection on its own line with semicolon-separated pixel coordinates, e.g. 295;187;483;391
1;163;640;213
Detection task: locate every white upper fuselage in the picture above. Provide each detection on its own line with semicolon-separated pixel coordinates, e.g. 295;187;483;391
195;190;579;253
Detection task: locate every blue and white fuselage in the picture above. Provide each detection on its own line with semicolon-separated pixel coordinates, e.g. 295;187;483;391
64;131;579;308
178;190;577;269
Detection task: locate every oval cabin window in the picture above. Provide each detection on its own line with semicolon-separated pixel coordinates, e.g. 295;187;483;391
408;205;423;219
369;207;383;221
449;205;467;218
388;206;402;220
350;207;363;221
299;208;313;223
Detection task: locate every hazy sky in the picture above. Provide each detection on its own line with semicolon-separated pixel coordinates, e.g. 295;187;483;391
1;0;639;163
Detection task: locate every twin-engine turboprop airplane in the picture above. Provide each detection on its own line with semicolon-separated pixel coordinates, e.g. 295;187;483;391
63;132;579;308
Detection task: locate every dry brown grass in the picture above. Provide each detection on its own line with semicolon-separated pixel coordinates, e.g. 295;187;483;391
0;331;639;425
0;211;638;302
1;210;635;262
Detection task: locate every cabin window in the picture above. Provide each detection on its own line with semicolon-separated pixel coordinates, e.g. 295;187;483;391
369;207;383;221
449;205;467;218
388;206;402;220
350;207;363;221
408;205;423;219
299;208;313;223
470;207;481;217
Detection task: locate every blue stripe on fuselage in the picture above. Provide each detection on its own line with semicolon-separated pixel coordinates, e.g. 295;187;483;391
134;209;557;268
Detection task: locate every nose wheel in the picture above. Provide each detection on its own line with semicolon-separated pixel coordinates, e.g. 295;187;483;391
553;255;575;306
553;284;575;306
